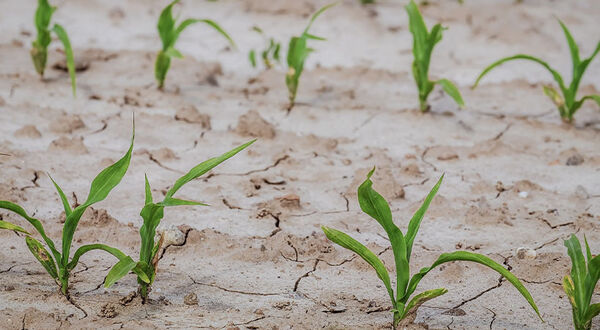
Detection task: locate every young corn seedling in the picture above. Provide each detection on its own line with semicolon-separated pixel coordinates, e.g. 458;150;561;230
322;169;542;328
103;140;255;303
406;0;464;112
31;0;77;96
0;124;140;297
285;3;337;111
473;20;600;123
155;0;235;89
249;26;281;70
563;234;600;330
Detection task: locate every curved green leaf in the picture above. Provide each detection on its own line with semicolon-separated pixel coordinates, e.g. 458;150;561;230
303;2;337;35
67;243;128;270
158;0;178;49
52;24;76;97
405;251;542;320
436;79;464;107
105;257;150;288
473;54;566;94
322;226;395;306
0;220;30;234
165;140;255;199
176;19;235;49
26;236;59;280
401;288;447;319
405;174;443;262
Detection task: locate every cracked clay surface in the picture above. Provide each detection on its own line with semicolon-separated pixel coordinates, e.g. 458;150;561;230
1;0;600;329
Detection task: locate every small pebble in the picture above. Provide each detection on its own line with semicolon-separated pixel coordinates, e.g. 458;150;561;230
516;247;537;260
184;292;198;306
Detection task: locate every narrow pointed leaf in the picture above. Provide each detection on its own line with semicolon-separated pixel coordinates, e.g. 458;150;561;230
322;226;395;306
558;19;580;67
52;24;76;97
0;220;30;234
401;288;447;319
565;235;587;310
49;175;72;217
144;174;153;205
437;80;464;107
358;167;409;298
303;2;337;35
158;197;208;207
405;174;443;262
62;123;134;266
473;55;566;94
105;256;149;288
405;251;541;320
176;19;235;49
25;236;59;280
165;140;255;198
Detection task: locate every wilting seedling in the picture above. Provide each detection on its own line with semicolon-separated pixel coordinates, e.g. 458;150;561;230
155;0;235;89
31;0;77;96
285;3;337;111
0;123;138;296
103;140;255;302
322;169;541;328
406;0;464;112
563;234;600;330
249;26;281;70
473;20;600;123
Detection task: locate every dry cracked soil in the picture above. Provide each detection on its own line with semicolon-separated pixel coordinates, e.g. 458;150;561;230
1;0;600;329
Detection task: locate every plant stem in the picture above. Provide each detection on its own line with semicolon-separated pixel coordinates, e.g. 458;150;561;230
138;281;149;304
393;310;401;330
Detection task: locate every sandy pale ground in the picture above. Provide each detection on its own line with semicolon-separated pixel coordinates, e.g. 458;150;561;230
1;0;600;329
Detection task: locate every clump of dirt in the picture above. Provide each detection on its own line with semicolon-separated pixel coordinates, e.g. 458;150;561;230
49;114;85;134
14;125;41;138
235;110;276;139
175;105;211;129
48;136;88;153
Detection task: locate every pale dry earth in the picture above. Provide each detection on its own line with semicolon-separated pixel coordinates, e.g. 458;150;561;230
1;0;600;329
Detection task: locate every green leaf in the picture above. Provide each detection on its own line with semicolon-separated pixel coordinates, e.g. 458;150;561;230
406;251;542;320
405;174;443;262
305;33;326;41
249;50;257;67
144;174;153;205
49;175;72;217
164;47;183;58
584;303;600;324
158;197;208;207
25;236;59;280
322;226;395;306
105;257;150;288
303;2;338;35
67;243;128;271
565;235;587;311
34;0;55;36
165;140;255;199
558;19;580;68
52;24;77;97
357;167;409;299
0;201;60;262
473;54;566;94
157;0;179;49
436;79;464;107
579;94;600;108
0;220;30;234
61;122;134;267
401;288;447;319
176;19;236;49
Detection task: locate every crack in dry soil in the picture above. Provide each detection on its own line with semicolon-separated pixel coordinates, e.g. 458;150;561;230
188;275;282;296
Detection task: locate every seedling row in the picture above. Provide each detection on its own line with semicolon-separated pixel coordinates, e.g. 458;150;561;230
2;0;599;329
